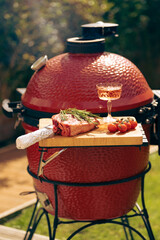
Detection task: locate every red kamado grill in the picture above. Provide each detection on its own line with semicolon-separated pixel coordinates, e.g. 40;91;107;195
2;22;160;221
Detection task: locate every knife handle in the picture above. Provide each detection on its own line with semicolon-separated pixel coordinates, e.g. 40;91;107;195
16;126;53;149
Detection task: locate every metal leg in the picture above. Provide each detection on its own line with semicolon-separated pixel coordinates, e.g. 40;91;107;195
52;184;59;240
136;176;155;240
24;199;52;240
65;219;146;240
121;217;134;240
24;199;39;240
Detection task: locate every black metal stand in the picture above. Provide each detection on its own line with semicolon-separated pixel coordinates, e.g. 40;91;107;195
24;161;155;240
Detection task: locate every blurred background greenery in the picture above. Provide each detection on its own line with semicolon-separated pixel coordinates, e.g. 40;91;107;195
0;0;160;145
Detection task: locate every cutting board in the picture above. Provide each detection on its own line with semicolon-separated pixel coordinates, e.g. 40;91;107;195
39;118;144;147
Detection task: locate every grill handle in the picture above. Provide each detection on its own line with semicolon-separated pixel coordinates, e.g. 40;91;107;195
152;90;160;155
2;99;14;118
2;99;24;118
16;125;54;149
157;100;160;155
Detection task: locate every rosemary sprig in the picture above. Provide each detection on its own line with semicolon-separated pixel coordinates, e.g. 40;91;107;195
59;108;100;124
60;110;68;121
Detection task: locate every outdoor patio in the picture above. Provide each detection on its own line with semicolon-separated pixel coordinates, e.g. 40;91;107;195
0;144;49;239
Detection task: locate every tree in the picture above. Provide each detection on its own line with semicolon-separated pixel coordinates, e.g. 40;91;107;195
103;0;160;89
0;0;108;102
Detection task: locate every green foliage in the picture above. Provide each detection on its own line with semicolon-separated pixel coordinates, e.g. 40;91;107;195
0;0;107;101
103;0;160;88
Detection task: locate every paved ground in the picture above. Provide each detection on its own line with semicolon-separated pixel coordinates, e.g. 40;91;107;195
0;144;36;218
0;225;49;240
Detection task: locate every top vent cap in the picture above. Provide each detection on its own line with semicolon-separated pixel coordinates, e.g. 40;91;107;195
81;22;119;39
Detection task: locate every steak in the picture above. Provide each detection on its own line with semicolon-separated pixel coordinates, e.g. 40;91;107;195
52;113;99;137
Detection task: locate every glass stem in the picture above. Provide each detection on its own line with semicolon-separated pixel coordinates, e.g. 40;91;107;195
107;100;112;118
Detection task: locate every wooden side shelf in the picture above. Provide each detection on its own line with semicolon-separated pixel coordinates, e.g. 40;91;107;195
39;118;144;147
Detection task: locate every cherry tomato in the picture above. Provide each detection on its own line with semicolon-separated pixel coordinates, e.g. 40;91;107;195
129;118;138;129
118;123;127;133
123;121;131;131
108;123;118;133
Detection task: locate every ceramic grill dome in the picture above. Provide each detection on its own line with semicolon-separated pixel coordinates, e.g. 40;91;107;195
22;23;153;114
21;23;153;220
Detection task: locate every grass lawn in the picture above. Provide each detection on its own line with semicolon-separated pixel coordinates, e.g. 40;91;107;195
1;151;160;239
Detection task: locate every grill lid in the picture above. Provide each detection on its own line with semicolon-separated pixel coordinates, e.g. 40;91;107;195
21;52;153;114
21;22;153;115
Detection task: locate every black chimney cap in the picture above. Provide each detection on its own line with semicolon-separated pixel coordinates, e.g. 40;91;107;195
81;22;118;39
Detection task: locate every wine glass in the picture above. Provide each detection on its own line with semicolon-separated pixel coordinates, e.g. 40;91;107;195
96;82;122;123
